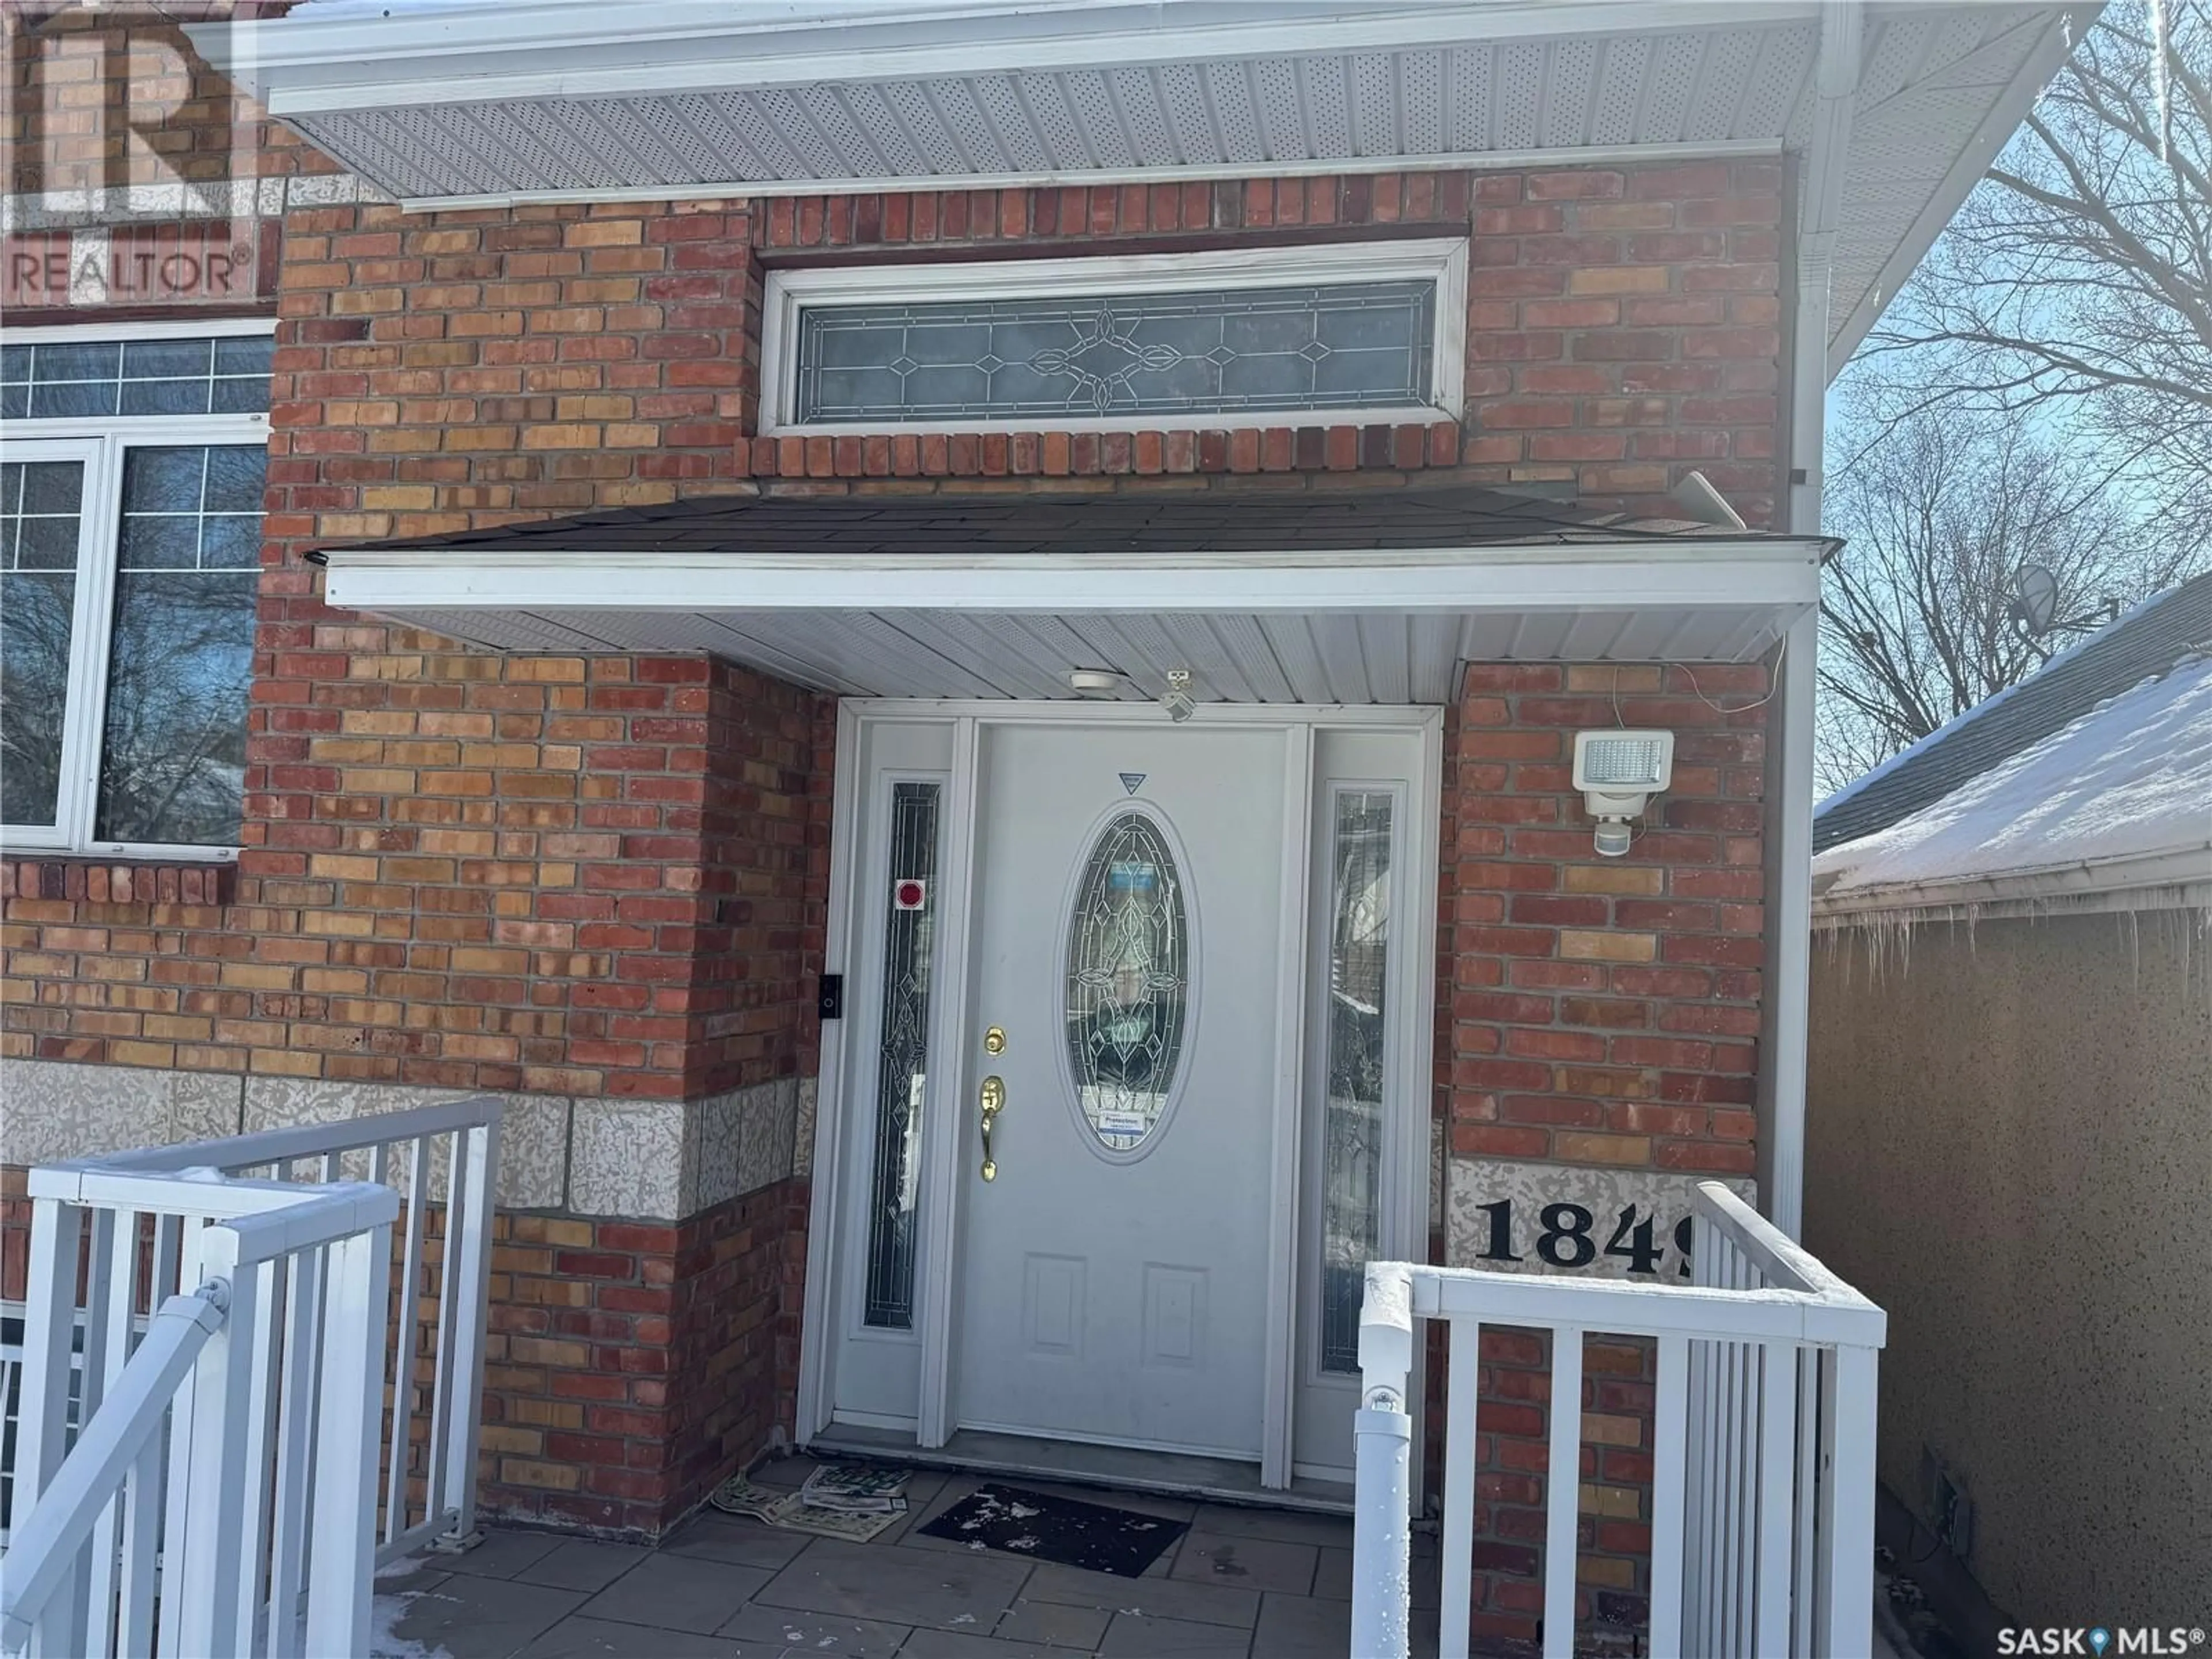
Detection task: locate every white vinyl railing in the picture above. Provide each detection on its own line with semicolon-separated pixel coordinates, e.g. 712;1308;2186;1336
1351;1181;1885;1659
0;1098;502;1659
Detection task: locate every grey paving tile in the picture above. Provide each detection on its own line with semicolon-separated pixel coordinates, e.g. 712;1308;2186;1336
1312;1541;1442;1608
1250;1592;1353;1658
1168;1533;1318;1596
994;1597;1112;1650
575;1551;774;1634
756;1537;1035;1630
374;1564;453;1596
383;1573;589;1658
513;1538;655;1594
715;1603;912;1656
511;1613;759;1657
1020;1562;1259;1630
663;1512;816;1571
897;1628;1067;1659
1189;1505;1353;1550
438;1530;568;1581
1096;1611;1251;1657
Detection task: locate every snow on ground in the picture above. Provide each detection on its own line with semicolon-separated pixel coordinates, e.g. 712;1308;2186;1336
370;1590;451;1659
1815;656;2212;896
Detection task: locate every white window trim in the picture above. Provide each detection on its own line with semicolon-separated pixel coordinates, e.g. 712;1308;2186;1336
1;318;275;863
759;237;1468;440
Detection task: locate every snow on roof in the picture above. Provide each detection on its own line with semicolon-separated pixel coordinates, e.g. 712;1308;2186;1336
1812;655;2212;903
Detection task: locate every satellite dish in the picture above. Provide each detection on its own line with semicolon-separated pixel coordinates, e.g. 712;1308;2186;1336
2011;565;2060;637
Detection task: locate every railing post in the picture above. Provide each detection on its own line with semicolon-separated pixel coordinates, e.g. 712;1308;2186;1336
304;1219;394;1658
17;1197;86;1659
433;1118;497;1550
1815;1342;1880;1658
1351;1261;1415;1659
165;1224;257;1659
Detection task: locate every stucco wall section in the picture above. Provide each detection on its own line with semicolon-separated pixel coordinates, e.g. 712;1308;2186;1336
1804;909;2212;1624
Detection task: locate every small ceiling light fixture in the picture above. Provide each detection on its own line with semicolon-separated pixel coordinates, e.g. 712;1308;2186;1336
1573;729;1674;857
1066;668;1126;698
1160;668;1196;723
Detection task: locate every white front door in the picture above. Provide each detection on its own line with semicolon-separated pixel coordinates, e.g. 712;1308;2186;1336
953;722;1290;1459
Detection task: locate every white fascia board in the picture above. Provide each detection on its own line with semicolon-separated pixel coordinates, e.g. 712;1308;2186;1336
1811;846;2212;921
195;1;1820;114
319;541;1824;616
1825;5;2097;374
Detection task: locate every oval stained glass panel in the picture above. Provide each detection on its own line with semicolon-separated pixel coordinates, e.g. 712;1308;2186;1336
1065;812;1190;1152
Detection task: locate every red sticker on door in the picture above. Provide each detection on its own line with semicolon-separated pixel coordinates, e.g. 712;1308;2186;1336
893;879;927;910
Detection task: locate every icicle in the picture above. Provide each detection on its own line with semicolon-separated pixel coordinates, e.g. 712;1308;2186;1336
2149;0;2174;162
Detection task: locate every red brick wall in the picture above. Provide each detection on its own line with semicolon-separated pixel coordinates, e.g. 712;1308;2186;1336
480;1182;803;1535
1444;662;1767;1180
737;164;1783;522
2;654;827;1101
1437;659;1771;1652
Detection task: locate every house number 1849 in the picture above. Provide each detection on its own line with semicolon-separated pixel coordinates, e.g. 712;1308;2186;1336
1474;1198;1694;1277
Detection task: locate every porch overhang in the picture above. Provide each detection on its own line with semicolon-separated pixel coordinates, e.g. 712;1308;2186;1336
309;487;1830;703
191;0;2099;368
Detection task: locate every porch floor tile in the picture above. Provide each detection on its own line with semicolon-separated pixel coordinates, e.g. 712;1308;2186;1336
376;1460;1446;1659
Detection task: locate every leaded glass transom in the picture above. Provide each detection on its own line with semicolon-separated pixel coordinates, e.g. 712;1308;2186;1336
863;781;940;1329
1320;790;1393;1374
794;280;1436;425
1065;812;1190;1153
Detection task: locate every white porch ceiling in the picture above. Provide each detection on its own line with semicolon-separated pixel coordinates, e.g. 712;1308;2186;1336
368;603;1800;703
318;536;1824;703
204;1;2096;368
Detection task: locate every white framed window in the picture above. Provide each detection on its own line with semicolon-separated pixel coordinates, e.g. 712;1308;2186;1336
760;238;1468;438
1;318;275;861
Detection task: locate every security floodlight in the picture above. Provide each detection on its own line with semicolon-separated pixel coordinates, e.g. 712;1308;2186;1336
1573;730;1674;858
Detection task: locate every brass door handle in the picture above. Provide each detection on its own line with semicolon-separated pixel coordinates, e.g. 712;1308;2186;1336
979;1074;1005;1181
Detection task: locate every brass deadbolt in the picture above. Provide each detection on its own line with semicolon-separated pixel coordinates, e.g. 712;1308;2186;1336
983;1025;1006;1055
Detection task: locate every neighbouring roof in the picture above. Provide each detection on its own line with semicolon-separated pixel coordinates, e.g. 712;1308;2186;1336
1813;570;2212;912
1816;571;2212;851
315;483;1798;560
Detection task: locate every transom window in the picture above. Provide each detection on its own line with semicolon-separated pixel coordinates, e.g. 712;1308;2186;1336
763;239;1467;436
0;323;272;857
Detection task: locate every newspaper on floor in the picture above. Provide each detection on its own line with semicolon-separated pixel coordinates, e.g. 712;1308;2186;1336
707;1469;911;1543
799;1463;912;1514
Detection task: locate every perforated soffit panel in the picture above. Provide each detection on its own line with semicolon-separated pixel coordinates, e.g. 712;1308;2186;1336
281;6;2062;351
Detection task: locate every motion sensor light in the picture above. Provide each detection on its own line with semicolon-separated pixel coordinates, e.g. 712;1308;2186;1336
1572;729;1675;858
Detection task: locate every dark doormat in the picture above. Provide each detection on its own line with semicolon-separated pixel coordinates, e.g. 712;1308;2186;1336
916;1483;1187;1577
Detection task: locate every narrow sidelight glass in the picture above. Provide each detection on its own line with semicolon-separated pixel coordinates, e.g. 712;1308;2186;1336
1320;790;1393;1374
863;781;941;1328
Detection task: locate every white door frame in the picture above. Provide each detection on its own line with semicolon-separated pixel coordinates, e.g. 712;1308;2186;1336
797;698;1441;1488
